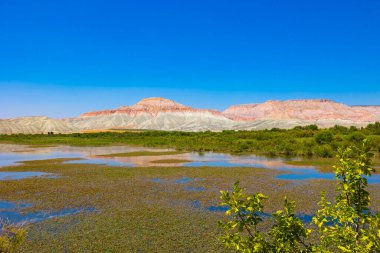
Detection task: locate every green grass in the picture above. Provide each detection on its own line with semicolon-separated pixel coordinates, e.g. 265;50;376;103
0;158;379;252
97;150;186;157
26;144;58;148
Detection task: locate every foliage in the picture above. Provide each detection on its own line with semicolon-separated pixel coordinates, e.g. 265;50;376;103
0;124;379;158
313;139;380;252
0;221;27;253
218;140;380;252
365;122;380;135
218;182;269;252
315;131;333;144
219;182;311;252
313;144;334;158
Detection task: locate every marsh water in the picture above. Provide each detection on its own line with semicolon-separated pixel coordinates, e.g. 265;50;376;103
1;144;380;224
0;144;380;183
0;200;95;224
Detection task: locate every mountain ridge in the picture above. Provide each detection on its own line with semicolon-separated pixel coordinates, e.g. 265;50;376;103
1;97;379;134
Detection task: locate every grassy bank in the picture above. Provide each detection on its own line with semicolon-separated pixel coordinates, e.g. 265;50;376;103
0;123;379;158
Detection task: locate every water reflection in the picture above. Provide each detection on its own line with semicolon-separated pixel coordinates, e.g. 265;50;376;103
1;144;380;184
66;158;131;167
0;144;171;167
0;172;56;181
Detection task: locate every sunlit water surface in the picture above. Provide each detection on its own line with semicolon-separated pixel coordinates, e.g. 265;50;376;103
0;144;379;183
0;200;95;224
1;144;379;225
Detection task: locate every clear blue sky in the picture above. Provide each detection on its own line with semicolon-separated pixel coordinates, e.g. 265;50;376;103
1;0;379;118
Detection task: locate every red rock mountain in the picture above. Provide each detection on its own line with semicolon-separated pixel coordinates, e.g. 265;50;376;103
223;99;378;122
81;97;222;117
0;97;379;134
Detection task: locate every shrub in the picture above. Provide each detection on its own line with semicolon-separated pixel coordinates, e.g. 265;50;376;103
365;122;380;135
218;140;380;252
315;131;333;144
331;125;349;135
0;221;27;253
313;144;334;158
348;132;366;143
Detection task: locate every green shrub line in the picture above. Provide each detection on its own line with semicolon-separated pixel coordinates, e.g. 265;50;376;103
0;123;379;158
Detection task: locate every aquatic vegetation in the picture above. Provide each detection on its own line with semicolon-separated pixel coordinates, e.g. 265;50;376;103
285;158;337;172
185;186;205;192
175;177;198;184
0;172;56;181
0;141;378;251
152;177;205;192
0;200;95;224
65;158;129;167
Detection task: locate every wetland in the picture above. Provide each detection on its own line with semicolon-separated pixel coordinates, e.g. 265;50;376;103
0;126;379;252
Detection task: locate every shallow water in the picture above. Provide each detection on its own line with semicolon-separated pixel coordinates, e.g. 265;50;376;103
65;158;131;167
175;177;197;184
0;152;81;167
276;168;380;184
0;200;95;224
0;171;56;181
184;186;205;192
193;201;313;222
1;144;380;184
152;177;205;191
0;201;31;210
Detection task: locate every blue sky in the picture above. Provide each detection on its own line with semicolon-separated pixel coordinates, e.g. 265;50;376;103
1;0;379;118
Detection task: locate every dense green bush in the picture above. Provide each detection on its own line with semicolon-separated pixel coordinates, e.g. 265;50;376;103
314;130;333;144
365;122;380;135
313;144;334;158
218;140;380;252
0;222;27;253
0;123;379;158
348;132;366;143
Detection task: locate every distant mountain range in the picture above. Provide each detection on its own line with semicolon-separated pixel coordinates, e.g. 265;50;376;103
1;97;379;134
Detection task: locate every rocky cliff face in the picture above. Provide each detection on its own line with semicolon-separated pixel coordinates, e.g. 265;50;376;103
222;104;259;121
0;116;75;134
70;97;234;132
353;106;380;120
0;97;379;134
223;99;378;122
81;97;223;117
